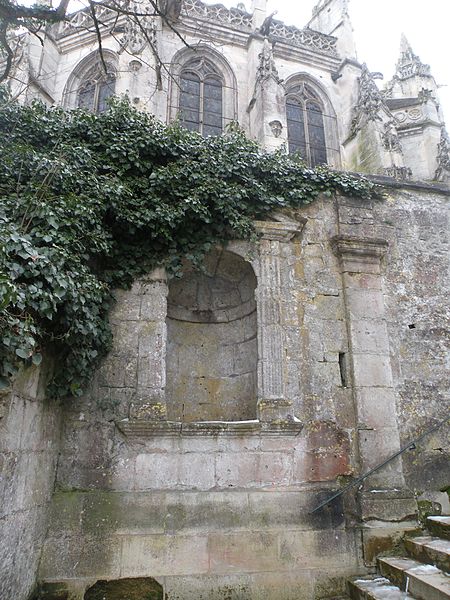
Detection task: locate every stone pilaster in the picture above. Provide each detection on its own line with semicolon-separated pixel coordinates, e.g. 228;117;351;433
108;268;169;421
333;236;416;524
255;220;304;423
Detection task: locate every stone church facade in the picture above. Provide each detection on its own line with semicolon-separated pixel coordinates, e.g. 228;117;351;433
1;1;449;599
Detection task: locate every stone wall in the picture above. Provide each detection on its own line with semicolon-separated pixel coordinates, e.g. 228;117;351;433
4;183;448;599
374;186;450;504
0;364;61;600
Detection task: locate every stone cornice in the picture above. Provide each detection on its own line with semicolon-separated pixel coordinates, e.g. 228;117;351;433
255;218;307;241
332;235;389;261
364;174;450;195
116;419;303;438
273;42;341;72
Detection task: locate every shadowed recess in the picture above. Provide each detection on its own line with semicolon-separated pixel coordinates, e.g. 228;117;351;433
84;577;163;600
166;248;258;422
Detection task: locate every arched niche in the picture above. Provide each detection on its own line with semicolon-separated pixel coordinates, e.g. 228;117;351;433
165;248;257;422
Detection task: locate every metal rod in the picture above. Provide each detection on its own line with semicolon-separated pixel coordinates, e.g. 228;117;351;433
310;413;450;514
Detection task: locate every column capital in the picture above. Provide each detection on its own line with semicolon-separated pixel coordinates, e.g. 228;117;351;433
255;217;307;242
332;235;389;274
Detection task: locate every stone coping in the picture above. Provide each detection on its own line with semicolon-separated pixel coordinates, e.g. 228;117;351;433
359;173;450;195
116;419;303;438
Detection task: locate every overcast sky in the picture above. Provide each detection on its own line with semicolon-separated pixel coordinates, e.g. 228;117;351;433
227;0;450;120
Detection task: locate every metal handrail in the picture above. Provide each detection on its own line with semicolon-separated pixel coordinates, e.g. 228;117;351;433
310;413;450;514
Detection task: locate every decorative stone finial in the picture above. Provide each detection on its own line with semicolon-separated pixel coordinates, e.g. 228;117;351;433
256;38;281;84
349;64;386;138
435;127;450;181
381;120;403;154
396;34;431;80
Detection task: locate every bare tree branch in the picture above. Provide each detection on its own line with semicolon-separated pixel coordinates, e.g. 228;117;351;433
87;0;109;74
0;0;190;90
0;25;14;84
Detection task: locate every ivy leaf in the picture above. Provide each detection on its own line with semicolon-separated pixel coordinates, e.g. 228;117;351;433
0;96;377;398
32;353;43;366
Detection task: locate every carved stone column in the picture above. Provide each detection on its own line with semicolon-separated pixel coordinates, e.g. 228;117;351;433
255;220;304;424
333;236;416;528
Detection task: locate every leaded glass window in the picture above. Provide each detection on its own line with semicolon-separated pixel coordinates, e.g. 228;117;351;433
77;66;116;113
286;83;327;166
179;58;223;136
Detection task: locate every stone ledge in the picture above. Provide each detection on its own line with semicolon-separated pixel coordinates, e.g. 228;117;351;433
115;419;303;438
355;172;450;195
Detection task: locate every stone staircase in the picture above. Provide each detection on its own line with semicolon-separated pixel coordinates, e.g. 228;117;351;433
346;516;450;600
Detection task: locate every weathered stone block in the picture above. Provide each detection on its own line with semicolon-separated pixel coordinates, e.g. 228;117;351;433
178;453;216;490
98;356;138;388
346;289;386;319
121;533;209;576
352;354;393;387
164;573;252;600
164;491;250;533
249;569;315;600
109;289;141;323
279;530;358;569
350;318;390;354
359;489;417;522
247;490;344;531
0;395;24;452
343;271;382;291
209;531;279;574
361;525;418;566
356;388;400;429
258;451;293;487
46;491;84;536
215;453;260;489
135;453;179;490
305;294;344;321
140;282;168;321
109;321;140;356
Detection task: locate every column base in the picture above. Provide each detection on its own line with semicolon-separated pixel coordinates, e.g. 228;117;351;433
257;397;296;424
129;392;167;421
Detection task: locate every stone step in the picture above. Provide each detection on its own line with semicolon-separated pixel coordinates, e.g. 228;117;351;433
428;516;450;540
378;556;450;600
405;535;450;572
347;576;417;599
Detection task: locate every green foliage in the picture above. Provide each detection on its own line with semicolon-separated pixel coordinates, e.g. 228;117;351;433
0;98;378;397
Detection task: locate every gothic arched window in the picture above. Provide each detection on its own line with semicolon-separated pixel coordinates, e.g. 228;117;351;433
77;64;116;113
286;83;327;166
179;58;223;136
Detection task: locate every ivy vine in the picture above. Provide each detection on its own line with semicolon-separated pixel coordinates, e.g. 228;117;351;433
0;96;378;397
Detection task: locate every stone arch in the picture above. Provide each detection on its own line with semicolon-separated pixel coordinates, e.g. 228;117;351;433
62;49;119;110
84;577;163;600
165;247;257;422
284;72;340;167
168;44;238;130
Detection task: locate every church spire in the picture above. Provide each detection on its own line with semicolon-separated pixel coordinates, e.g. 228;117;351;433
396;34;431;80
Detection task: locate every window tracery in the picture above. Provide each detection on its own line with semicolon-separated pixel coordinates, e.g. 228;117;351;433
76;63;116;113
179;58;223;136
286;82;327;166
